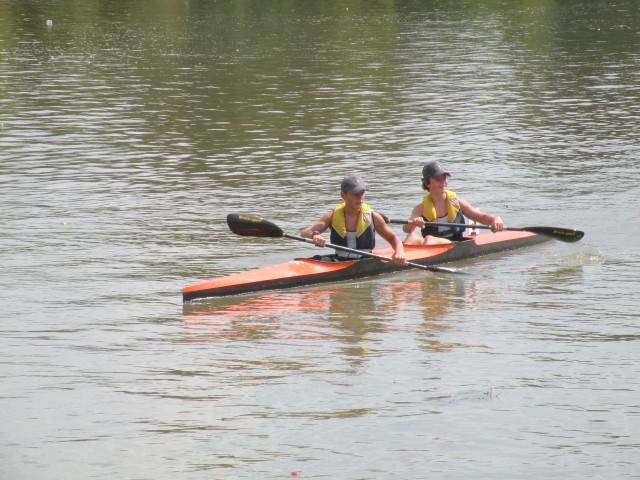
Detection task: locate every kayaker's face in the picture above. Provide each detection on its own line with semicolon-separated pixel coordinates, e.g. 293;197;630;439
342;189;366;208
427;174;448;193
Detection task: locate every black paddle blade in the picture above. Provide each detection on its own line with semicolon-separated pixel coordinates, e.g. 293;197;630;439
226;214;285;238
524;226;585;243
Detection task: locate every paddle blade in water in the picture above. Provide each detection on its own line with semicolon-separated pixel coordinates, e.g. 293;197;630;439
226;214;285;238
523;226;585;243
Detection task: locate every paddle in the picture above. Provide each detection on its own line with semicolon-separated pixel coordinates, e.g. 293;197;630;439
382;216;584;243
226;214;458;274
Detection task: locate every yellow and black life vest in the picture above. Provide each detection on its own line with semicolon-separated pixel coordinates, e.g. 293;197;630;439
421;190;466;241
330;203;376;257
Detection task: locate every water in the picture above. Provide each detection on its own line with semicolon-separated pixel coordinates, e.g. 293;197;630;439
1;1;639;479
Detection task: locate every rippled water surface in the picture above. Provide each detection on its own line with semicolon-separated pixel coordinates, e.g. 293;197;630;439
1;1;639;479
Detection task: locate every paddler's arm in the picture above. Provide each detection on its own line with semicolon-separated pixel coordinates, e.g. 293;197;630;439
458;198;504;232
373;212;406;266
301;211;332;247
402;204;425;233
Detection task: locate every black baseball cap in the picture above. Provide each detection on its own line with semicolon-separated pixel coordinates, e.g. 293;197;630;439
422;161;450;179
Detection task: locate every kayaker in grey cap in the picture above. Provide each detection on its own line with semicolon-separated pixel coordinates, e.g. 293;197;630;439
301;174;406;265
402;161;504;245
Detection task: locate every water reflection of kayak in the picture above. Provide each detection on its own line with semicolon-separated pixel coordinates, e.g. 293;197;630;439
182;230;549;302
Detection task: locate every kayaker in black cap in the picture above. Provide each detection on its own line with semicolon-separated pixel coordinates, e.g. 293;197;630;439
301;174;406;266
403;161;504;245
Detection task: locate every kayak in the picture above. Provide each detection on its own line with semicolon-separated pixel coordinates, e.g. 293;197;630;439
182;230;549;302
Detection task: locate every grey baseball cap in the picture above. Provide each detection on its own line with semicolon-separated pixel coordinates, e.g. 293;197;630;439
341;174;367;194
422;161;450;179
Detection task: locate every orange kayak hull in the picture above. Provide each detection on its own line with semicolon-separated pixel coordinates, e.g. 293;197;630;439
182;231;547;302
